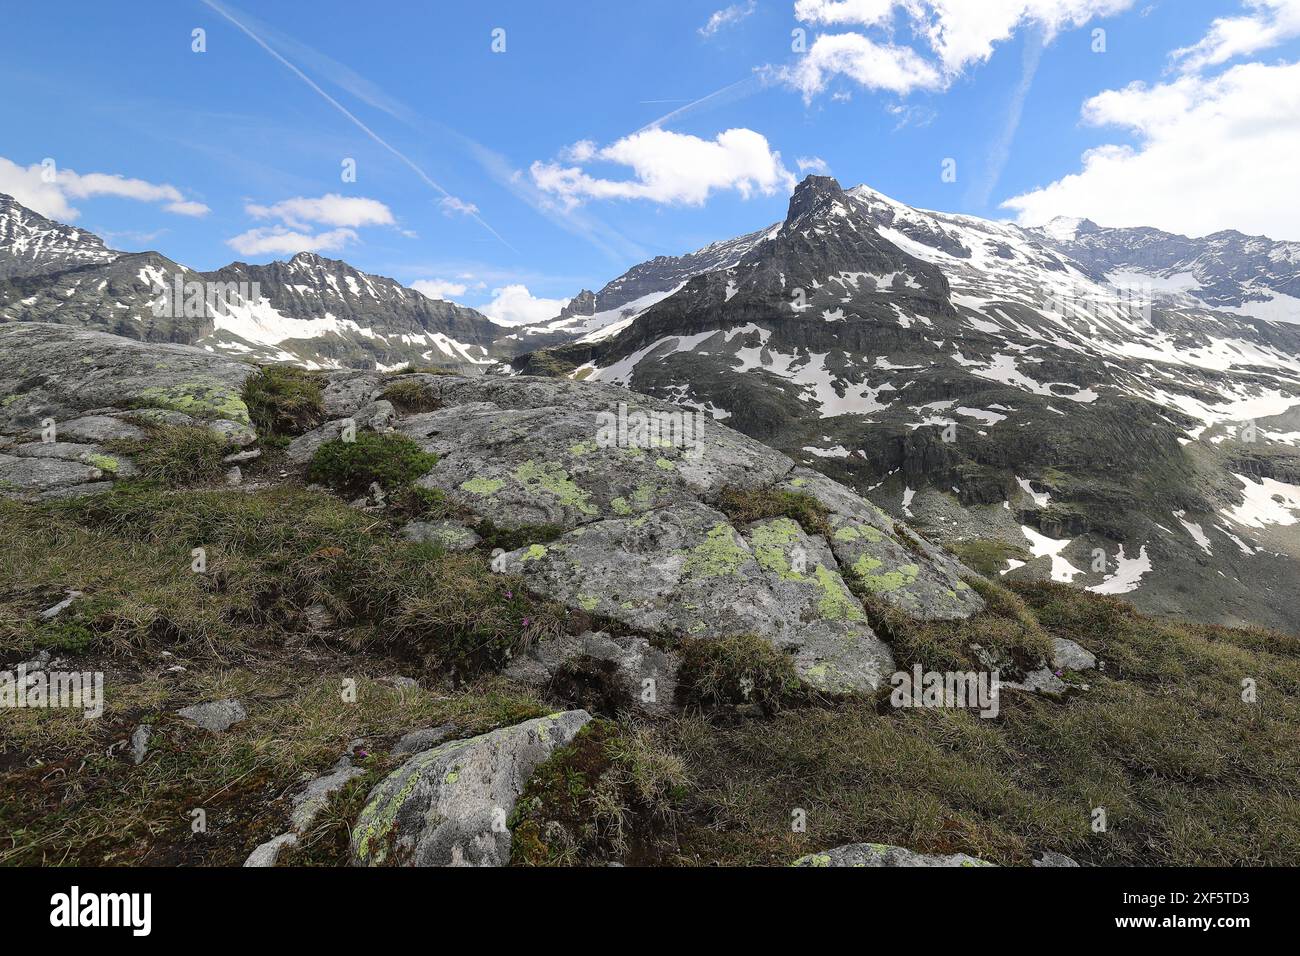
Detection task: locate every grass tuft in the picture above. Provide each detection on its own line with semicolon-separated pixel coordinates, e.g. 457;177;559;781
306;432;438;498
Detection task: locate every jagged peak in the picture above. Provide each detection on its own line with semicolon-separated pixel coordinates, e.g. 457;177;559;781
786;174;845;223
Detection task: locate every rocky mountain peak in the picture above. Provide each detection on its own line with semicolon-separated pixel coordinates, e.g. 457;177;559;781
785;175;845;224
0;191;119;280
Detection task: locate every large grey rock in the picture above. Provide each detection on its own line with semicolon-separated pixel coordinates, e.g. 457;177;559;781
1051;637;1097;671
503;631;681;715
794;843;995;867
0;324;253;433
741;517;895;692
496;502;793;644
350;710;592;867
177;698;247;733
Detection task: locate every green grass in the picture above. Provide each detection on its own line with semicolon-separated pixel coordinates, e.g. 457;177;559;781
242;364;325;439
715;485;832;538
306;432;438;498
646;582;1300;866
509;719;686;866
0;668;547;866
380;378;440;413
675;633;804;712
107;424;229;487
0;485;562;670
949;538;1031;577
6;453;1300;868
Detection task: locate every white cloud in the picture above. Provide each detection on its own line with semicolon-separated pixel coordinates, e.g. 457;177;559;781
226;225;358;257
1171;0;1300;72
531;127;796;209
772;31;944;99
476;284;570;326
700;1;757;37
1003;59;1300;239
781;0;1136;97
0;156;209;220
411;278;470;301
797;156;833;174
246;193;394;229
439;196;480;217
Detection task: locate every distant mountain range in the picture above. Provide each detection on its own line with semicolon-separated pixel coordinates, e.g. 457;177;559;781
4;182;1300;633
0;193;508;370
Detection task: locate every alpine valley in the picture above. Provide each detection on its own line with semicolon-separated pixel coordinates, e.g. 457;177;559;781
4;176;1300;634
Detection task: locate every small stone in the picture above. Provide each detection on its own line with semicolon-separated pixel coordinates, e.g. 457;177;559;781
129;725;151;765
290;757;366;833
244;833;298;867
40;590;82;619
177;698;247;733
225;465;242;486
794;843;995;867
1051;637;1097;672
1033;850;1081;867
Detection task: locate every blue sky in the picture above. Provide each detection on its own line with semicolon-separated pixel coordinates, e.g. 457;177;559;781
3;1;1298;323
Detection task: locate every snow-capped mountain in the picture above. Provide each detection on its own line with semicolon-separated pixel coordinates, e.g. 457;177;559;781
1030;216;1300;320
517;176;1300;634
0;193;507;371
513;222;781;348
0;193;119;279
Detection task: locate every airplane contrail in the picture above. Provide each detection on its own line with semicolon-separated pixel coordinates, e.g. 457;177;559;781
635;75;761;134
198;0;516;252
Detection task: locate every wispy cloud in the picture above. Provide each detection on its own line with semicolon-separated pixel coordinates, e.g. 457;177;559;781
700;1;758;38
199;0;512;251
0;156;209;220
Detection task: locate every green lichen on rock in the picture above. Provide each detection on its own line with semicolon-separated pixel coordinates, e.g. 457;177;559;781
834;523;883;544
512;460;598;516
520;544;548;562
137;382;251;425
749;517;806;580
813;564;865;621
460;476;505;495
858;562;921;594
682;522;749;579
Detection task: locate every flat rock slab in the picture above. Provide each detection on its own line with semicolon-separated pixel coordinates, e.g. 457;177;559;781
0;453;104;496
177;698;247;733
400;519;481;551
497;502;793;644
794;843;994;867
351;710;591;867
398;399;790;531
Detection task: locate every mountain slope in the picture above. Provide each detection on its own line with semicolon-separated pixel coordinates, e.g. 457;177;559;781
519;176;1300;634
0;193;119;279
0;193;507;372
